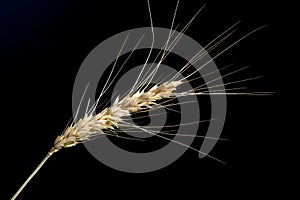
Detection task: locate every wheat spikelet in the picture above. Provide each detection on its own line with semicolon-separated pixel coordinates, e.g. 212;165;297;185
51;80;183;154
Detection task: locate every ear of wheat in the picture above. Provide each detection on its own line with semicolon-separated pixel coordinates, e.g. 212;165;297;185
11;81;183;200
10;0;271;198
51;81;182;153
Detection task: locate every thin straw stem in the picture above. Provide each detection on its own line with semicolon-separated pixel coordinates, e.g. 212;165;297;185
11;151;53;200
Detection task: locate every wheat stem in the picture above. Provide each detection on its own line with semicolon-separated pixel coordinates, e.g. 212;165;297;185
11;150;54;200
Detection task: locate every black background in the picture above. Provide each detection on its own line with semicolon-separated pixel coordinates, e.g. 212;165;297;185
0;0;289;199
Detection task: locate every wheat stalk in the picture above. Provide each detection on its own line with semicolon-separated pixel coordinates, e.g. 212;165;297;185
10;80;183;200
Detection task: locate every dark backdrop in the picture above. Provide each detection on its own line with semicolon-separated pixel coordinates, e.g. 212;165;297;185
1;0;287;199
